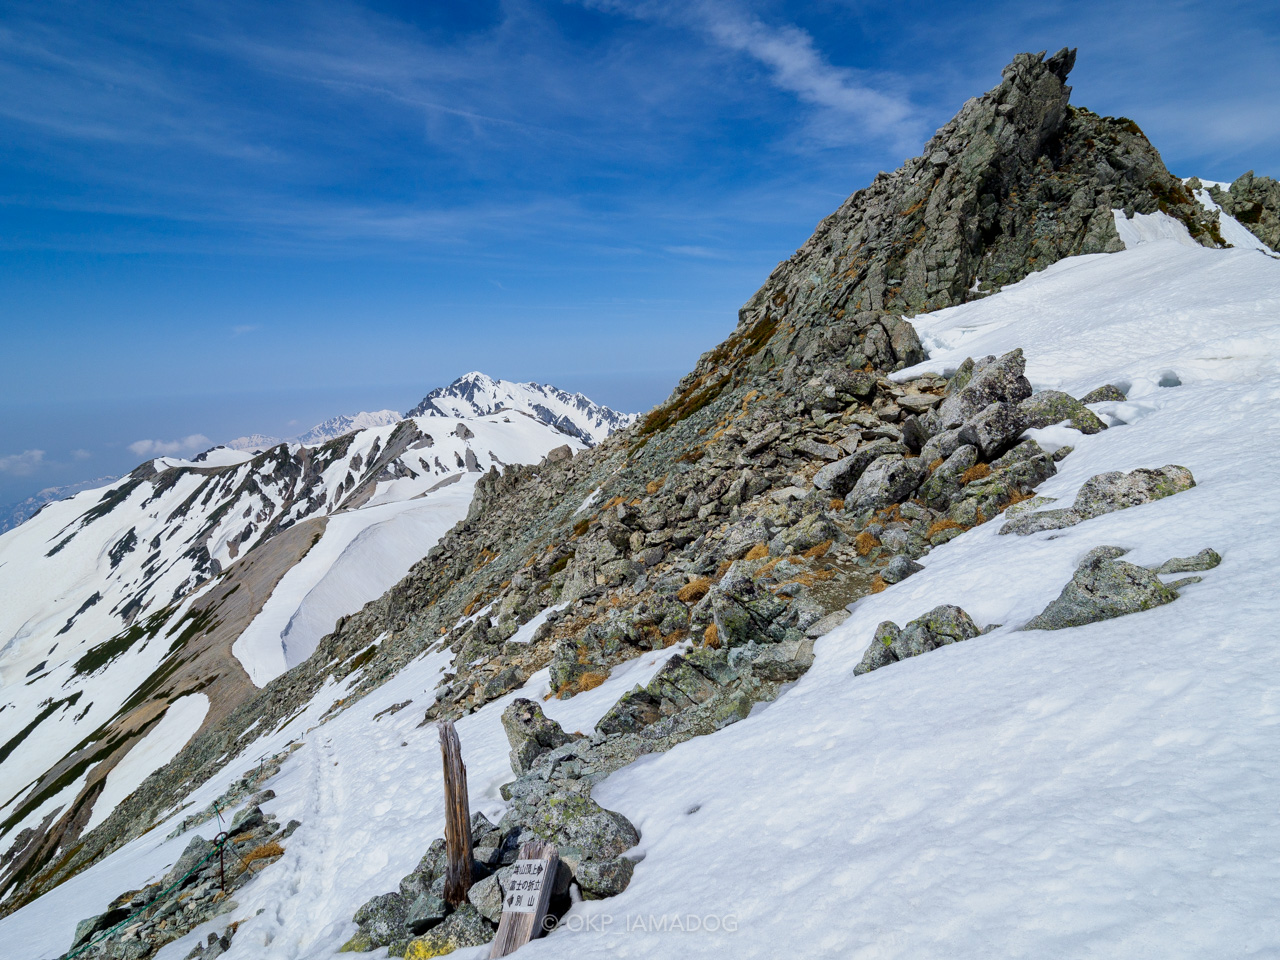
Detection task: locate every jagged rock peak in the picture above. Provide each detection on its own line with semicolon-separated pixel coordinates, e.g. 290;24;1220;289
406;372;636;446
652;48;1220;425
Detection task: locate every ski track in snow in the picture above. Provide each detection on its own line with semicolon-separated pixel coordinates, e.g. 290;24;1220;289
6;234;1280;958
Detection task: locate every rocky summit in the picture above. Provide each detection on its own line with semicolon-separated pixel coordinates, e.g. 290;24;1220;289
3;46;1280;960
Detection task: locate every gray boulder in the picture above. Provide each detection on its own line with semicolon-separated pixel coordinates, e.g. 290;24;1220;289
404;893;449;935
502;699;573;776
576;858;636;899
500;789;639;863
352;892;408;949
1023;546;1179;630
1079;384;1127;404
1001;465;1195;535
918;444;978;508
882;555;925;584
465;874;504;924
1019;390;1107;434
813;439;906;497
1157;548;1221;574
933;349;1032;429
845;455;929;512
853;606;979;675
1073;465;1195;519
965;402;1027;458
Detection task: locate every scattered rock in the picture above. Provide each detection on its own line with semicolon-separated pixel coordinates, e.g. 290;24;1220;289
1080;384;1127;404
881;555;924;584
1157;548;1221;574
502;699;574;776
1018;390;1107;434
853;605;979;675
1022;546;1180;630
1001;465;1195;535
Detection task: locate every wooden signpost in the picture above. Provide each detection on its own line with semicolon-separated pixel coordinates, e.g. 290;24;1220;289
488;840;559;958
437;720;473;906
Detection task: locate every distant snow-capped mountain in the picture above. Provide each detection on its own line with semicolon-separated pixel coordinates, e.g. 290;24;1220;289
407;372;636;446
295;410;402;445
0;477;121;533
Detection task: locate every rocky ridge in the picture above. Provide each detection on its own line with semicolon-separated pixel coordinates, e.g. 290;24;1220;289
8;48;1266;925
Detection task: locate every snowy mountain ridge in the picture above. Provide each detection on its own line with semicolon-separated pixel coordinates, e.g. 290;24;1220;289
407;372;637;446
1;48;1280;960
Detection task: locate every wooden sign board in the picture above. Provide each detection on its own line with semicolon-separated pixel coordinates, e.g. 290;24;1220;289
489;841;559;958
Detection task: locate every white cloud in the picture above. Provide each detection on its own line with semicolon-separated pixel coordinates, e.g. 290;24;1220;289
232;324;259;335
71;448;92;460
587;0;913;142
128;435;211;457
0;449;45;475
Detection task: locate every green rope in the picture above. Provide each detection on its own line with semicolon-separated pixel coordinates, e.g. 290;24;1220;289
59;833;230;960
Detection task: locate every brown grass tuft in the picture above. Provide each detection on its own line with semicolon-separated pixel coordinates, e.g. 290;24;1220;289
572;518;590;538
703;623;721;648
744;543;769;561
928;458;945;472
870;575;887;594
577;672;608;693
926;518;965;538
663;628;689;647
646;475;667;495
802;539;833;559
959;462;991;484
677;577;713;604
854;531;880;557
829;498;845;511
241;841;284;870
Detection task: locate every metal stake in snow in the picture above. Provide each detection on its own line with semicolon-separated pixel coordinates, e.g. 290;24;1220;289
438;720;472;907
489;840;559;958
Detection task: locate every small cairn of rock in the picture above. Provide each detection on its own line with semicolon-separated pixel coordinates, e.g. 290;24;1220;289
66;805;298;960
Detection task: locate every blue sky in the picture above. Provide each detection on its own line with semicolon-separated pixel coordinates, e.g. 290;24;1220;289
1;0;1277;507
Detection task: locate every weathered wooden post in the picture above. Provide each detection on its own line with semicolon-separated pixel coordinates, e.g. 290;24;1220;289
438;720;473;906
489;840;559;958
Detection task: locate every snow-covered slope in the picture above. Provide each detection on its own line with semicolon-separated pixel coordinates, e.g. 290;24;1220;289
407;372;637;446
5;227;1278;958
0;409;585;885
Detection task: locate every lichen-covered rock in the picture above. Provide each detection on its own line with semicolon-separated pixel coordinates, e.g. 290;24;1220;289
576;857;636;899
1023;546;1179;630
853;622;901;675
1157;548;1221;574
465;874;504;924
1001;464;1194;535
853;605;979;675
845;455;929;512
404;893;449;935
1079;383;1127;404
964;402;1027;459
501;791;639;862
349;892;409;950
402;904;492;959
502;699;573;776
1019;390;1107;434
933;350;1033;430
1073;466;1195;519
919;444;978;508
